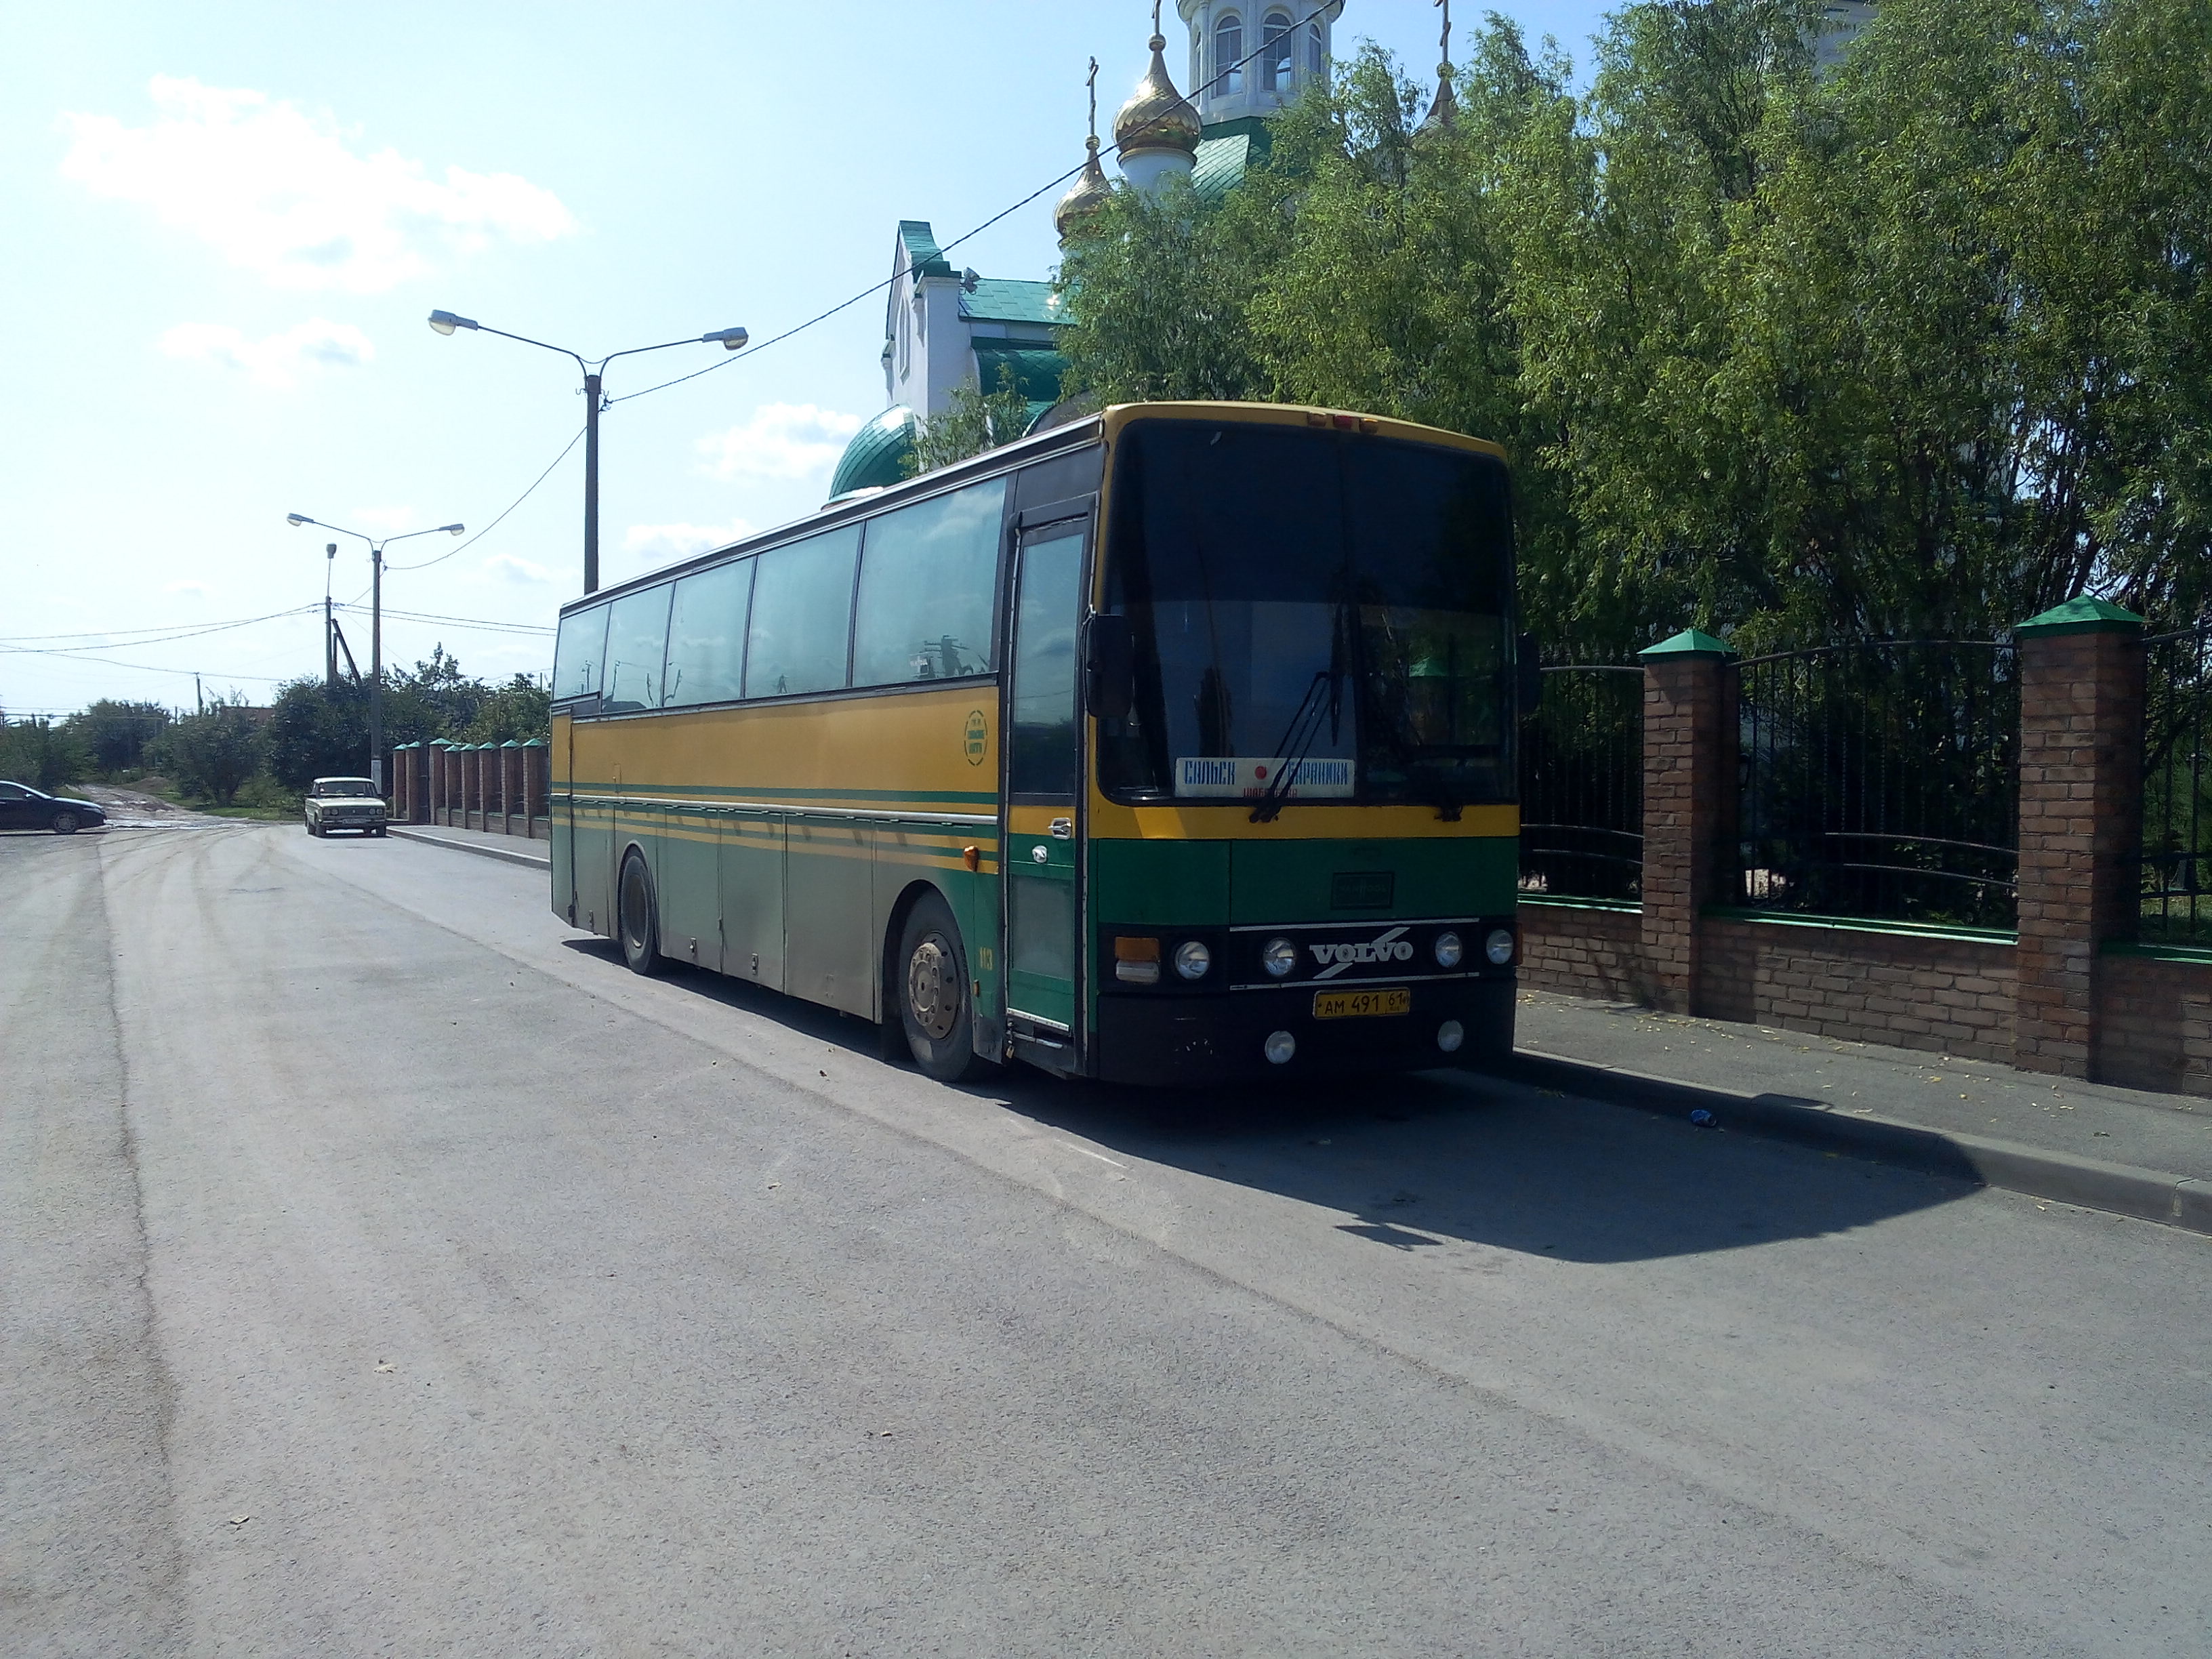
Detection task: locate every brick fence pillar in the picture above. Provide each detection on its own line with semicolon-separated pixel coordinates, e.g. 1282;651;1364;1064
523;738;548;838
1636;628;1738;1013
501;741;524;835
2013;596;2146;1080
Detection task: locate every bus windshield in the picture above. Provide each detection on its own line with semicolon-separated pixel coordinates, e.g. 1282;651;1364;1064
1098;420;1515;806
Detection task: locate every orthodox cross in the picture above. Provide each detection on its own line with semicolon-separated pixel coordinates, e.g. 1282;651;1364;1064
1437;0;1452;68
1088;56;1099;142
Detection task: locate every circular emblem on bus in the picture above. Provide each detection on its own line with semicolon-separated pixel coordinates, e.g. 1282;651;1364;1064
963;710;988;764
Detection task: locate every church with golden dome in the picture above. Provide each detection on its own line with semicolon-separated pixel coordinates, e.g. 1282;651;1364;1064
827;1;1345;501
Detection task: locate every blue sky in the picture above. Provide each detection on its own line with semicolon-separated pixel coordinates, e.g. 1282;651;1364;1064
2;0;1613;718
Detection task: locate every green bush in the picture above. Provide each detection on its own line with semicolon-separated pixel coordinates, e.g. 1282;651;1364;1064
0;718;93;794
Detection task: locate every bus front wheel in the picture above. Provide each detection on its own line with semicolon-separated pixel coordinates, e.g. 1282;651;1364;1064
897;893;980;1084
617;849;662;977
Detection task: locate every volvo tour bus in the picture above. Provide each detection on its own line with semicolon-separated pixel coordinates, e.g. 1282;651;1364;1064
549;401;1530;1085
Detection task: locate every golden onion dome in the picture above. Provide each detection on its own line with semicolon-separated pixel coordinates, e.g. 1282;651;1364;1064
1113;35;1201;157
1054;137;1114;240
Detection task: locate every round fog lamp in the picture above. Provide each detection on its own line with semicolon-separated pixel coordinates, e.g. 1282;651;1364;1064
1434;930;1463;968
1263;1029;1296;1065
1174;939;1212;980
1484;927;1515;966
1437;1019;1465;1053
1262;936;1298;977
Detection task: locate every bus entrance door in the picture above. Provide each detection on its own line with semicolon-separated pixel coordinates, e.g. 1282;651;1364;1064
1004;514;1088;1071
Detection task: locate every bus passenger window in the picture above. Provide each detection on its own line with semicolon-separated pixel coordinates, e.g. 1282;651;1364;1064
745;525;861;698
851;476;1007;687
552;604;609;701
665;559;754;707
601;586;672;713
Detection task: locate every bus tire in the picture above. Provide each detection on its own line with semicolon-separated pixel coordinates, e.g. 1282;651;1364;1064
617;848;662;977
895;891;980;1083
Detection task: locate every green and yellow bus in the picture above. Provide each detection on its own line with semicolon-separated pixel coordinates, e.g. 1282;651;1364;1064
550;401;1530;1084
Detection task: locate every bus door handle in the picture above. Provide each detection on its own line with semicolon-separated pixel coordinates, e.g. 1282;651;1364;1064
1048;817;1073;839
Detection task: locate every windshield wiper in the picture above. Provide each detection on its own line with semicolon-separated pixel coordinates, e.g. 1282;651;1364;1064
1249;668;1343;824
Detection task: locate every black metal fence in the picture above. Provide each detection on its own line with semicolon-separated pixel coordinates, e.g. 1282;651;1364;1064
1732;642;2020;928
1518;666;1644;903
2139;621;2212;947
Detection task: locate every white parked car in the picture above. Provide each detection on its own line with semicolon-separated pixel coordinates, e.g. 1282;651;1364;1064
304;777;388;837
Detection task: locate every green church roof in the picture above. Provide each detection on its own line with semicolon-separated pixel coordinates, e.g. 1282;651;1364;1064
1193;118;1275;204
960;278;1066;327
829;405;917;499
972;343;1067;405
897;221;953;279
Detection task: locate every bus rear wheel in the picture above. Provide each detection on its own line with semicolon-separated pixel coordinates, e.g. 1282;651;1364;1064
617;849;662;977
897;892;980;1083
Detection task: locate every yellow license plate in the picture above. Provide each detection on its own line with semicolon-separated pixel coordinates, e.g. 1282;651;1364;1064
1311;987;1412;1020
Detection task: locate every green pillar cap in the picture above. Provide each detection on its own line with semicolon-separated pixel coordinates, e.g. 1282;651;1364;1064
501;739;523;747
521;737;548;748
1638;627;1736;659
2013;595;2143;637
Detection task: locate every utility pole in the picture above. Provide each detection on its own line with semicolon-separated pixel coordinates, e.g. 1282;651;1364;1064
194;674;203;716
369;545;384;794
325;543;338;689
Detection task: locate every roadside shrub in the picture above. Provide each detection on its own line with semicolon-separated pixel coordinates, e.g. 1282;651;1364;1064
0;717;93;794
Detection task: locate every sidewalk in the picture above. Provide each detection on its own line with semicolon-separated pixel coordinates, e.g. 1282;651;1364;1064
1515;989;2212;1232
387;822;550;869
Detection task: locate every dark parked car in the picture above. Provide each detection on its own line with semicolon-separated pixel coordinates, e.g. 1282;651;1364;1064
0;780;106;834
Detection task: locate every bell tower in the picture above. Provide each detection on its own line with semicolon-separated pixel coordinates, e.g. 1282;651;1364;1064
1176;0;1343;126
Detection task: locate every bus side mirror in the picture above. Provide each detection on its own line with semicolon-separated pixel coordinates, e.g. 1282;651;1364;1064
1085;614;1134;722
1517;632;1544;716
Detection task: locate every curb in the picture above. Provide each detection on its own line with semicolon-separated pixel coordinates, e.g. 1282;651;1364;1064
387;825;551;871
1511;1049;2212;1237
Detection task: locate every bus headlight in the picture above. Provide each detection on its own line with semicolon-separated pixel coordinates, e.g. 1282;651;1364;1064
1262;937;1298;977
1434;930;1463;968
1174;940;1211;981
1437;1020;1465;1052
1484;927;1515;965
1264;1030;1296;1065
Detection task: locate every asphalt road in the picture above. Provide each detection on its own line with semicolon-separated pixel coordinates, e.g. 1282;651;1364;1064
5;822;2208;1656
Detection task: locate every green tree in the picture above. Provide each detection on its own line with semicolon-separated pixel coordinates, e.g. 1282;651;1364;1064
62;699;171;774
264;675;445;790
460;674;551;743
0;716;94;794
148;700;265;804
905;363;1038;476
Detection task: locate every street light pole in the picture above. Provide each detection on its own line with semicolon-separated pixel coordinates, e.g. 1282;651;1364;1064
584;369;602;594
426;312;747;595
287;515;464;794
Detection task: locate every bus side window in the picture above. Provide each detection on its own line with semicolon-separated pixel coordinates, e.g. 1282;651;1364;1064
602;586;672;713
552;604;610;701
665;558;754;707
745;525;861;699
851;476;1008;687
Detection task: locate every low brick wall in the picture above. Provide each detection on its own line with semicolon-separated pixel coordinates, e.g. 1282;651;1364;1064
2097;954;2212;1096
1699;918;2018;1064
1520;903;1657;1003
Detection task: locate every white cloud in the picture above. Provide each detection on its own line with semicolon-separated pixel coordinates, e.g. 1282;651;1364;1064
160;318;373;387
485;553;552;584
165;579;210;596
623;518;759;571
60;76;577;293
697;404;862;481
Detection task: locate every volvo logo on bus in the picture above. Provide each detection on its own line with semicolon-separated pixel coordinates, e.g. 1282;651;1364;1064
1311;926;1414;979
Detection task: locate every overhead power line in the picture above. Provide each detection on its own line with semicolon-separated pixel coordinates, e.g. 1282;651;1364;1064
0;602;321;649
607;3;1334;409
386;426;587;571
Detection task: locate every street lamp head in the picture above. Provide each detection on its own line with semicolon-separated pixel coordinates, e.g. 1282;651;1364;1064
703;326;749;351
326;543;337;560
428;310;479;336
442;523;466;535
286;512;313;527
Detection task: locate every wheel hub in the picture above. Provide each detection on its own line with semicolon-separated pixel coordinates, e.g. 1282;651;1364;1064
907;936;959;1040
